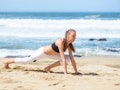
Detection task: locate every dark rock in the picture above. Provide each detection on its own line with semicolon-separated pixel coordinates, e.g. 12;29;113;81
107;48;119;52
97;38;107;41
89;38;107;41
89;38;96;41
74;55;82;57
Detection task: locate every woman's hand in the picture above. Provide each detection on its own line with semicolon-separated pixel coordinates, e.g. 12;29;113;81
72;72;83;75
64;72;73;77
64;73;72;77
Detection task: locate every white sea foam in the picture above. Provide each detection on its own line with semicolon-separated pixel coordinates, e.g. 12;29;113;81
77;48;120;56
84;15;100;19
0;19;120;38
0;49;34;58
0;48;119;58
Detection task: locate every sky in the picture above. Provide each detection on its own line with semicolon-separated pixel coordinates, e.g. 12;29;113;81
0;0;120;12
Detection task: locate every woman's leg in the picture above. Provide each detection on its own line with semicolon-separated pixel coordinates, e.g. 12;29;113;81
14;47;44;63
44;61;61;73
4;59;15;69
4;47;44;69
44;54;70;73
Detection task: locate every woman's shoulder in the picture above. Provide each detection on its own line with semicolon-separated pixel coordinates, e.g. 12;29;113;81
56;38;64;42
55;38;64;45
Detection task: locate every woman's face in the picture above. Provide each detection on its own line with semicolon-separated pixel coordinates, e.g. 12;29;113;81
67;31;76;43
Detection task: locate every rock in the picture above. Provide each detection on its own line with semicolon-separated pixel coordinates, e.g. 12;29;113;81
89;38;96;41
107;48;119;52
89;38;107;41
97;38;107;41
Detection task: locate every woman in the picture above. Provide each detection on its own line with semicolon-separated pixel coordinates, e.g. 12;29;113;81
4;29;78;76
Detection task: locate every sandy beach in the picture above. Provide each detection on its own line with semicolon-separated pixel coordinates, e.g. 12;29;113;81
0;56;120;90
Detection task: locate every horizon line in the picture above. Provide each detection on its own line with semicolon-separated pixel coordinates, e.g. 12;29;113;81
0;11;120;13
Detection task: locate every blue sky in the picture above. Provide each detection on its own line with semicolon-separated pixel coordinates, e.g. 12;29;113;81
0;0;120;12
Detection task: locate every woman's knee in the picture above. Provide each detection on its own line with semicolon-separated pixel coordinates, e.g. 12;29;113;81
4;59;15;64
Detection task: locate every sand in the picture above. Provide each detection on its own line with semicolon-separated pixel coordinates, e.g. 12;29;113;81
0;56;120;90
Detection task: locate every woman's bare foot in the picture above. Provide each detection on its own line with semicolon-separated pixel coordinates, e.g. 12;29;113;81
4;62;10;69
3;59;15;69
44;67;51;73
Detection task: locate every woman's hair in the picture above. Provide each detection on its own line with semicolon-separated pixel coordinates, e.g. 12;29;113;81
63;29;76;52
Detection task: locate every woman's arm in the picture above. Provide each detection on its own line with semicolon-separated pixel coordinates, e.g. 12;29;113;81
57;39;68;75
68;47;78;73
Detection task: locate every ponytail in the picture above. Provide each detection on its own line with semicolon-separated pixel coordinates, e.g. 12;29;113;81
63;30;68;51
63;29;76;52
69;43;75;52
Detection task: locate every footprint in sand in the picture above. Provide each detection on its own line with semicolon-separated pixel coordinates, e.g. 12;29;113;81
114;83;120;86
0;77;18;83
84;72;99;76
13;66;26;70
0;67;13;72
48;82;59;86
62;84;66;87
17;86;23;88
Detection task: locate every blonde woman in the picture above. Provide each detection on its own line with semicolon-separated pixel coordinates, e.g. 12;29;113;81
4;29;78;76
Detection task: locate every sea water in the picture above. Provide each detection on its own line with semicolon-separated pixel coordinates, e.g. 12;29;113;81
0;12;120;57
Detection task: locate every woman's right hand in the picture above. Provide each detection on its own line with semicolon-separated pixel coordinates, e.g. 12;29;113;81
64;73;72;77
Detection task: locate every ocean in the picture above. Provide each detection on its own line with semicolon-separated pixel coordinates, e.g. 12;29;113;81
0;12;120;57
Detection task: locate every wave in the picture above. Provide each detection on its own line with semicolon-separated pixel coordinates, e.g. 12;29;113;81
76;48;120;56
0;19;120;38
1;48;120;58
84;15;101;19
0;49;34;58
0;19;120;29
105;47;120;52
